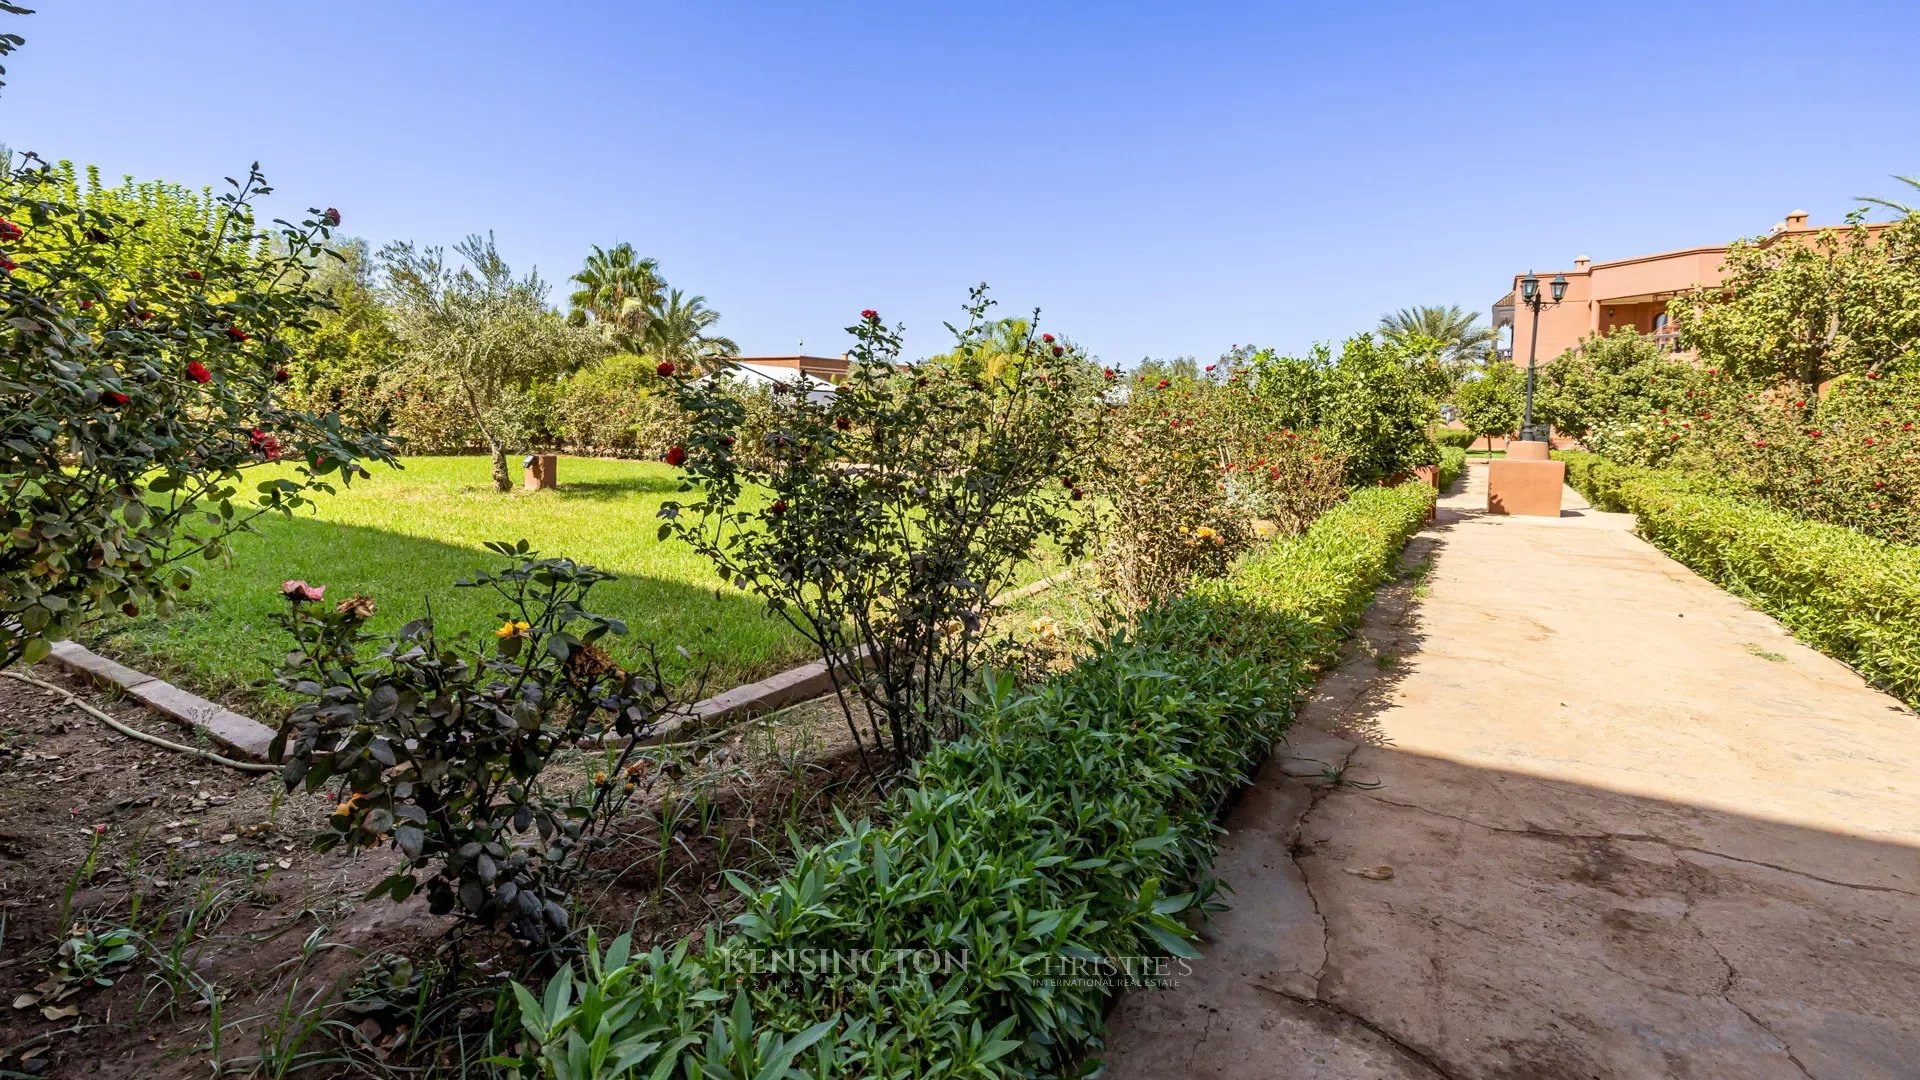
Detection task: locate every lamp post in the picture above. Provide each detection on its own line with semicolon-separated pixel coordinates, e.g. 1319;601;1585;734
1517;270;1567;443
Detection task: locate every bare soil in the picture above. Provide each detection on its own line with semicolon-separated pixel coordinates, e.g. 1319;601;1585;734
0;667;879;1079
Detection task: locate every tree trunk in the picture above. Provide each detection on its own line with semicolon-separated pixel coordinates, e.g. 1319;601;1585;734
490;444;511;492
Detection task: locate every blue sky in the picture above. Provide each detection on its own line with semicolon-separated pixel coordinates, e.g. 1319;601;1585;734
6;1;1918;363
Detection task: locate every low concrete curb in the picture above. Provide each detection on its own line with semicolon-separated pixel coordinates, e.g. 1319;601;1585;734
38;641;277;762
616;566;1083;748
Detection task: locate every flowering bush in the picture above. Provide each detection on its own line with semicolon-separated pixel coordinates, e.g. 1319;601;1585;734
660;287;1106;766
270;543;679;945
1095;372;1345;607
0;156;397;668
1669;373;1920;544
1096;376;1248;607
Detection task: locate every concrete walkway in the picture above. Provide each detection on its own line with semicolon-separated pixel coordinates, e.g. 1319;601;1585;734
1100;462;1920;1079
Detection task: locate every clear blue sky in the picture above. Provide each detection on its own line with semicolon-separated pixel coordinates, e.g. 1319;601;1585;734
7;1;1918;363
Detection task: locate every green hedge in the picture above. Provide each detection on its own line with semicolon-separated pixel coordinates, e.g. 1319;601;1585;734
1434;428;1478;450
512;483;1436;1079
1559;451;1920;707
1437;446;1467;491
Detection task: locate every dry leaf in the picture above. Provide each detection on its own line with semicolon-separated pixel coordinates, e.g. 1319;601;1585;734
1343;865;1395;881
40;1003;80;1021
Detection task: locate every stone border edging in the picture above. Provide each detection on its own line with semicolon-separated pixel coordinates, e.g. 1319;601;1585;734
38;641;278;762
616;565;1083;748
31;568;1084;763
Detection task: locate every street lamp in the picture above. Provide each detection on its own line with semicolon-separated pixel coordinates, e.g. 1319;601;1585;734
1517;270;1567;442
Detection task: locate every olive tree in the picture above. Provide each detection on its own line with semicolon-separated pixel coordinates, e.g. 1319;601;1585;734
381;234;605;490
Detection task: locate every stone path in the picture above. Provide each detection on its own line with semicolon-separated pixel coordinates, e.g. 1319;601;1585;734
1099;461;1920;1079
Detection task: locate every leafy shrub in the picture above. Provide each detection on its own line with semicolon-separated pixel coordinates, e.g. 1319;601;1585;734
1560;452;1920;707
510;482;1435;1079
544;352;687;456
1534;326;1706;455
1452;359;1522;449
1661;372;1920;544
1097;372;1346;607
1242;336;1440;485
1438;446;1467;490
1669;210;1920;391
1434;428;1478;449
1097;377;1249;605
270;543;679;945
662;288;1107;767
0;156;397;668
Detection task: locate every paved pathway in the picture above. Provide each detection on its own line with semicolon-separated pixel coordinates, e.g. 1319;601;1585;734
1100;462;1920;1079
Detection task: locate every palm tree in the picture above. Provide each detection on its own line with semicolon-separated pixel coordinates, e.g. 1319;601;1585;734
646;289;738;373
1859;174;1920;216
1380;304;1498;362
568;243;663;352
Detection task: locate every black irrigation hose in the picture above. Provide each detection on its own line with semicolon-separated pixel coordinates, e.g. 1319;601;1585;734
2;669;276;774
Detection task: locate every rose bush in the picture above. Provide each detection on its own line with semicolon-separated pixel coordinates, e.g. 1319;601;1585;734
0;155;397;668
660;286;1107;767
270;542;680;946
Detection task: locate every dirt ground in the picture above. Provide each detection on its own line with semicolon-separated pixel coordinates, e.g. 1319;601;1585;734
0;667;877;1079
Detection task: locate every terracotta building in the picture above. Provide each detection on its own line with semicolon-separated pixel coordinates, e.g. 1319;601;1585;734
1491;209;1883;366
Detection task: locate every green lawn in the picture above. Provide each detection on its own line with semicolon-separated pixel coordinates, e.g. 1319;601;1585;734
95;457;815;712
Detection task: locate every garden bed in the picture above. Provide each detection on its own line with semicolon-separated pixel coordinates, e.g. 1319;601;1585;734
0;668;883;1079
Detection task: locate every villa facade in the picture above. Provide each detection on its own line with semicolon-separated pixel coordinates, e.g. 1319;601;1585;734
1491;209;1883;366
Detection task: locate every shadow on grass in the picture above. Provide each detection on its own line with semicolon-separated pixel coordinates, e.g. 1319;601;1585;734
529;473;687;501
91;515;810;718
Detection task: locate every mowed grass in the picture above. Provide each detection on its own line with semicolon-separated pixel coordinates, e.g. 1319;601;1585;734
95;456;813;713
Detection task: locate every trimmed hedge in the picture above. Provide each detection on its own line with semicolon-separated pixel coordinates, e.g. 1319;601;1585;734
1437;446;1467;491
1560;451;1920;708
512;483;1436;1079
1434;427;1479;450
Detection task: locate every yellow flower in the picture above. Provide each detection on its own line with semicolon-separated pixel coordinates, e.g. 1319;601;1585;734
1028;616;1061;641
494;619;531;639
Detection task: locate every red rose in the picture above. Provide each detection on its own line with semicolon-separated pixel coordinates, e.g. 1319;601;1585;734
860;309;878;321
770;499;787;515
79;299;94;310
834;416;851;431
186;360;212;384
0;257;15;275
1865;437;1876;446
226;326;249;342
1808;429;1822;438
0;218;21;241
1155;378;1169;390
1103;368;1116;380
1041;333;1055;344
1269;466;1280;480
184;270;203;281
665;445;687;467
1205;364;1216;372
137;310;153;321
1867;371;1883;381
722;434;735;446
1052;346;1064;357
322;208;341;227
273;367;290;384
1070;487;1083;500
101;389;130;406
656;360;675;377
